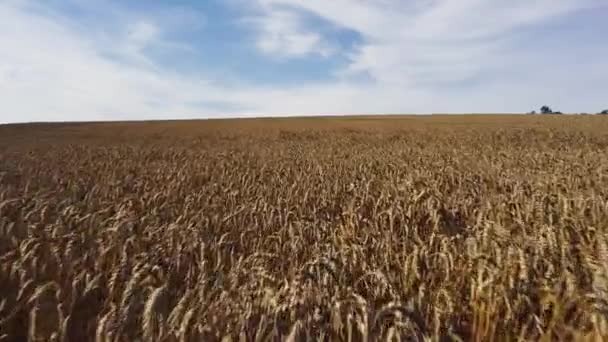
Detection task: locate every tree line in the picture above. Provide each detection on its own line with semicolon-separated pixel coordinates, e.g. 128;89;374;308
528;106;608;115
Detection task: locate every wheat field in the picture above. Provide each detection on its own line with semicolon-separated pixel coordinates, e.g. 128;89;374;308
1;115;608;341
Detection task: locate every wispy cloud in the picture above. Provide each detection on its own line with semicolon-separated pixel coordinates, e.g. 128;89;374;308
0;1;225;122
1;0;607;123
238;0;608;113
248;9;334;58
256;0;605;86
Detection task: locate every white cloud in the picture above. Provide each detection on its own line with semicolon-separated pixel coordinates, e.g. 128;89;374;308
0;0;607;123
256;0;604;87
248;8;334;58
0;1;229;122
246;0;608;112
127;21;160;48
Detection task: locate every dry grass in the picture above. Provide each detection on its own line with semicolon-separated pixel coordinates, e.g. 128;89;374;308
1;115;608;341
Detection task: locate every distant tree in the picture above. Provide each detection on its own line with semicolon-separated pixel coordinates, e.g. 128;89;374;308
540;105;553;114
600;109;608;115
553;111;563;115
528;110;536;115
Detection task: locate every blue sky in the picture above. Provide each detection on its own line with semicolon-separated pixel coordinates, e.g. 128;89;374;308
1;0;607;123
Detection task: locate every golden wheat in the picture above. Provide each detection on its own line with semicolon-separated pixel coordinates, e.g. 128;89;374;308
1;115;608;341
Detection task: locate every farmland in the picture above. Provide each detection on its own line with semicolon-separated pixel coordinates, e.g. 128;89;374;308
1;115;608;341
